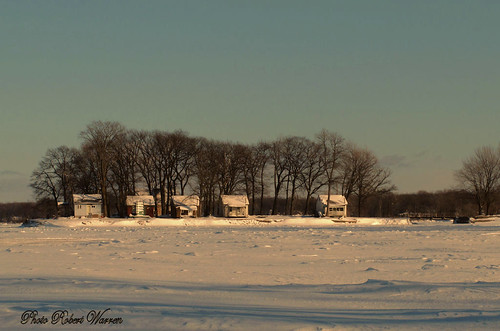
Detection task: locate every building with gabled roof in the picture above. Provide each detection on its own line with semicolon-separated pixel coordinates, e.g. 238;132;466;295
73;194;103;218
126;195;156;217
316;195;348;217
220;195;249;218
172;195;200;218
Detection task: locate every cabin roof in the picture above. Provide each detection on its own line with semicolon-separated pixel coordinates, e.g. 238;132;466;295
318;195;348;205
221;195;249;207
172;195;200;209
73;194;102;204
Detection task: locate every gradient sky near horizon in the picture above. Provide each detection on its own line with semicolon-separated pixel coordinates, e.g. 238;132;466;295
1;0;499;202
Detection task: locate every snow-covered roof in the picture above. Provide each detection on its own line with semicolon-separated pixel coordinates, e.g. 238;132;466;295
126;195;155;206
172;195;199;210
73;194;102;204
318;195;348;205
221;195;249;207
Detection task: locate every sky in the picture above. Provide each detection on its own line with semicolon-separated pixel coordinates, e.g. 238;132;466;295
1;0;499;202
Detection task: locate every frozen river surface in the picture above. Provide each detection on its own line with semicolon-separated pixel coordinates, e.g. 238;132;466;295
1;218;500;330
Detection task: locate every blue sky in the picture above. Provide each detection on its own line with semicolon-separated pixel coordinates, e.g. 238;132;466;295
1;0;499;202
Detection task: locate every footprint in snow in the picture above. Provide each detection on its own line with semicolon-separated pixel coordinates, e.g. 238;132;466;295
475;265;499;270
422;264;448;270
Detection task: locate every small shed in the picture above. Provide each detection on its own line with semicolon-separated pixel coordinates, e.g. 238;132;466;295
73;194;103;218
220;195;249;218
316;195;348;218
171;195;199;218
126;195;156;217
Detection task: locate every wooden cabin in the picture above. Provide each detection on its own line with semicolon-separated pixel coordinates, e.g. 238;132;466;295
73;194;103;218
316;195;348;218
220;195;249;218
172;195;200;218
126;195;156;217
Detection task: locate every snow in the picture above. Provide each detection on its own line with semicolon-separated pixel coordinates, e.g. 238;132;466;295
172;195;200;210
220;195;249;207
72;194;102;203
318;194;348;205
1;216;500;330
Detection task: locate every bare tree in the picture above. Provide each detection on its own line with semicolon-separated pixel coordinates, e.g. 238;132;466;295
49;146;79;209
241;144;257;214
270;138;288;215
300;140;325;215
455;145;500;215
170;131;197;196
282;137;308;215
108;131;139;217
256;142;271;215
241;143;270;215
194;139;220;216
72;150;100;196
215;142;246;197
131;130;160;215
30;146;79;217
162;131;197;214
80;121;126;217
317;130;345;215
342;145;395;216
153;131;175;215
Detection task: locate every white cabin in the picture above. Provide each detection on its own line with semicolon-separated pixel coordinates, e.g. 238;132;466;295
172;195;200;218
316;195;348;218
220;195;249;218
73;194;103;218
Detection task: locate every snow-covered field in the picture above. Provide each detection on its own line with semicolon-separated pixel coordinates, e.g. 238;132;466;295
1;216;500;330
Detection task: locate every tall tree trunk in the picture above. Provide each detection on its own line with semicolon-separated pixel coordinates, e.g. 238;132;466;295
290;179;297;215
260;168;265;215
52;189;59;219
251;180;255;215
357;193;362;217
326;182;332;217
304;194;311;215
285;177;290;215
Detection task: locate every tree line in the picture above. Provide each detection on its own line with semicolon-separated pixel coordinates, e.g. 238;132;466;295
29;121;499;219
30;121;395;218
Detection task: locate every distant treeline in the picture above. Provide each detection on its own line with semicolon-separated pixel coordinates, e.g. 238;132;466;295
28;121;500;219
0;202;42;222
